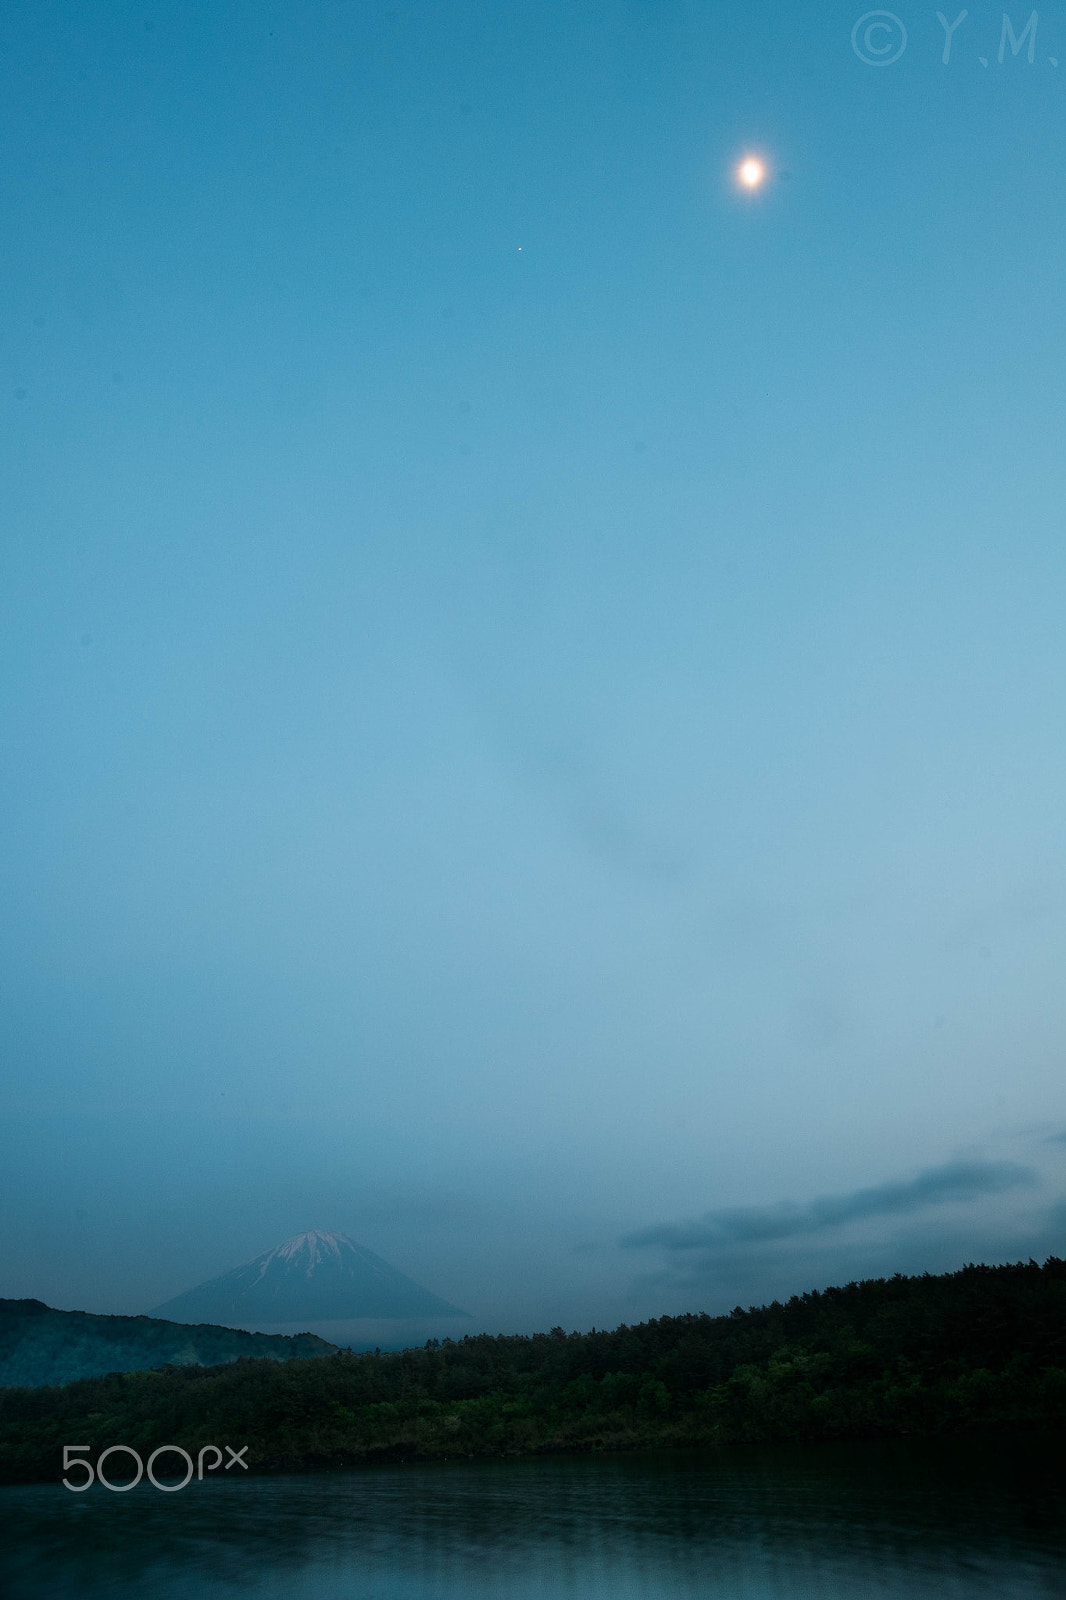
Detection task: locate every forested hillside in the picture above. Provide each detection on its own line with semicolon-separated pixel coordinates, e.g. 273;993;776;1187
0;1298;337;1388
2;1258;1064;1484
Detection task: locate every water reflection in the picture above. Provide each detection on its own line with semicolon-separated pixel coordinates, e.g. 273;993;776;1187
2;1435;1064;1599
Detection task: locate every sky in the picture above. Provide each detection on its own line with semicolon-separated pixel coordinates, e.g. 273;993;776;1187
2;0;1066;1338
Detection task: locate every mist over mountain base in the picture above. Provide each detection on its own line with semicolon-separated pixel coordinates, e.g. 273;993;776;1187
245;1316;475;1350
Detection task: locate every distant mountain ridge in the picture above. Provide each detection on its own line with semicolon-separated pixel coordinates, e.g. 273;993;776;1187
0;1298;336;1389
149;1230;468;1327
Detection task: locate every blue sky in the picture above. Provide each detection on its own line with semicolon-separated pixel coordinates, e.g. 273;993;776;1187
2;0;1066;1333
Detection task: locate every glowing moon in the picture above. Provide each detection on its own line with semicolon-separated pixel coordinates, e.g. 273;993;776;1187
737;157;766;190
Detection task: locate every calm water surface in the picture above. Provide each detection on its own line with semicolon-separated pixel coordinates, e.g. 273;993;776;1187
2;1436;1064;1599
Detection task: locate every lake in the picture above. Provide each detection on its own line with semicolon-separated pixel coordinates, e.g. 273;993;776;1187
2;1435;1064;1599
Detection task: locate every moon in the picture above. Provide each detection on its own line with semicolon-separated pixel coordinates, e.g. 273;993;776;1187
737;156;766;190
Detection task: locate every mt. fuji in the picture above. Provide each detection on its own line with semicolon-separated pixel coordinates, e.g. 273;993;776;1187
149;1231;467;1328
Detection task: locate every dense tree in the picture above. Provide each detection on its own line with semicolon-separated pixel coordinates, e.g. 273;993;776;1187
2;1258;1064;1484
0;1299;335;1388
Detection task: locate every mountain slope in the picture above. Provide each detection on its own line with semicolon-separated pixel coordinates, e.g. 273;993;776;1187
149;1230;468;1326
3;1258;1065;1482
0;1298;337;1389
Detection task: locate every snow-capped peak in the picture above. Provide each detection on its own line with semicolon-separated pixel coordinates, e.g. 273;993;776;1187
150;1228;467;1324
256;1231;351;1282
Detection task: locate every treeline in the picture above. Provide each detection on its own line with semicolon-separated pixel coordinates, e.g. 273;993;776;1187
0;1298;337;1389
2;1258;1065;1484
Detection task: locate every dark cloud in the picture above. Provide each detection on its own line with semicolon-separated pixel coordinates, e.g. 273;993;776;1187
621;1160;1037;1253
620;1204;1066;1323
